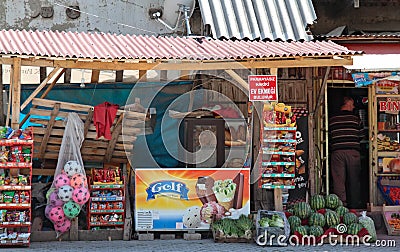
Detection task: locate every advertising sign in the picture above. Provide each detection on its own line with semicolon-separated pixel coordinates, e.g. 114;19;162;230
135;168;250;230
248;75;278;101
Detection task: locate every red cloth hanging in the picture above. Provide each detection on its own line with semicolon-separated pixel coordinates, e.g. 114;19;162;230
93;102;119;140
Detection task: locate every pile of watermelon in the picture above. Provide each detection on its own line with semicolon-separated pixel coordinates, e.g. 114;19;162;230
286;194;372;244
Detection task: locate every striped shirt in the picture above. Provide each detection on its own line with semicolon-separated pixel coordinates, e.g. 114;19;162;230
329;111;364;151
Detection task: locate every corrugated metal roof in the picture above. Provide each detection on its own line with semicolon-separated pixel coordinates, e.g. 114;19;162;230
0;29;359;60
198;0;316;41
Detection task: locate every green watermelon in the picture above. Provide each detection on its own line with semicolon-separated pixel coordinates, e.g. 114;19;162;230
325;194;340;209
335;206;349;217
294;202;312;219
288;216;302;230
310;195;325;210
348;223;363;235
309;213;325;227
309;225;324;237
343;212;358;225
294;226;308;236
287;208;295;215
325;211;340;227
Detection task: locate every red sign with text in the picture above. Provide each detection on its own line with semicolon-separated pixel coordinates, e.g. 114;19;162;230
248;75;278;101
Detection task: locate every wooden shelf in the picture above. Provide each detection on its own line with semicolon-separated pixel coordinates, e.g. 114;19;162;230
377;151;400;157
0;163;32;168
262;173;295;178
261;184;295;189
90;209;124;214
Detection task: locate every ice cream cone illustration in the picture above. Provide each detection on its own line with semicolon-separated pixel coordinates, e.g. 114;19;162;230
212;179;237;211
196;176;216;204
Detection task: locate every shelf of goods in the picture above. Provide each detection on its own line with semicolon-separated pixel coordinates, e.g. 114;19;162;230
372;91;400;205
260;125;296;189
87;179;125;230
0;138;33;247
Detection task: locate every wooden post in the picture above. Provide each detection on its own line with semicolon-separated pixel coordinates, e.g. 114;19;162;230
91;69;100;83
0;64;4;126
69;217;79;241
11;58;21;129
116;70;123;82
39;103;60;159
64;68;71;83
123;163;132;240
274;188;283;211
139;70;147;82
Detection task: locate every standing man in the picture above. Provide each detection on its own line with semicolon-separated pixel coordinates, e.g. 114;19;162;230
329;97;364;209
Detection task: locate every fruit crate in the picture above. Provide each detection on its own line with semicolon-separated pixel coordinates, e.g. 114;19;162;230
382;205;400;236
377;176;400;205
256;210;290;246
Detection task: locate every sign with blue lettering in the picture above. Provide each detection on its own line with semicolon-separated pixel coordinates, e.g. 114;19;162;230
146;181;189;201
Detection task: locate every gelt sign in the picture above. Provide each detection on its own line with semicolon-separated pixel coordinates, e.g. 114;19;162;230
248;75;278;101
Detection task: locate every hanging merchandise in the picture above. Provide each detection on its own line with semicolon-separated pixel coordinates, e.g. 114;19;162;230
45;113;89;238
93;102;119;140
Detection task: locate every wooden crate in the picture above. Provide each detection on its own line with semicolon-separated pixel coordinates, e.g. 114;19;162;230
212;229;253;243
382;205;400;236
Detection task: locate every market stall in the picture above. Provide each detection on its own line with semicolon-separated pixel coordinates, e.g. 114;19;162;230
0;29;360;242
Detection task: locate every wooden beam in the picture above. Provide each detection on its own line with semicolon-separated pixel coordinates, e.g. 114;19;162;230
274;188;283;211
138;70;147;81
20;68;65;128
224;69;249;92
5;64;12;127
11;58;22;129
64;68;71;83
116;70;123;82
312;66;331;116
104;113;124;162
269;68;278;76
83;108;94;139
91;69;100;83
21;66;61;111
50;58;353;71
39;103;60;159
32;98;146;120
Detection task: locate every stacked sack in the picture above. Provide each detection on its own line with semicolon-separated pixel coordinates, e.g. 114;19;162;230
45;160;89;234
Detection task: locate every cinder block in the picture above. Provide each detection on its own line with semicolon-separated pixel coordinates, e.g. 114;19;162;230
160;234;175;240
184;233;201;240
138;233;154;241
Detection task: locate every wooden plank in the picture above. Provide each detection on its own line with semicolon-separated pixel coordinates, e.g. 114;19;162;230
122;164;132;241
39;103;60;159
21;66;61;111
64;68;71;83
105;113;124;162
11;58;22;129
91;69;100;83
19;68;65;128
5;63;13;127
69;217;78;241
274;188;283;211
224;69;249;92
83;108;94;139
32;168;56;176
50;58;354;71
138;70;147;81
32;98;146;120
116;70;124;82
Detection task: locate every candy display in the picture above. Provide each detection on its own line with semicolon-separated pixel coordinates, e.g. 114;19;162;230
92;167;122;184
0;129;33;247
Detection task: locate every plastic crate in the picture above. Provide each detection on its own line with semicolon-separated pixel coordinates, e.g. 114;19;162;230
256;210;290;246
377;176;400;205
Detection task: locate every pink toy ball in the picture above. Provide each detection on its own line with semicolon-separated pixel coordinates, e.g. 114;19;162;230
70;173;88;189
72;187;90;205
54;173;71;189
45;205;54;219
49;191;64;207
54;218;71;233
49;206;66;224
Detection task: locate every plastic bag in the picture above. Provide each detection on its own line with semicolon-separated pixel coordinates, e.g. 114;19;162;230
45;113;89;237
359;211;377;242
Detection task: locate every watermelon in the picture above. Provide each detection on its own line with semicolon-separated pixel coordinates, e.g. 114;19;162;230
325;211;340;227
294;202;312;219
309;225;324;237
294;226;308;236
308;213;325;227
310;195;325;210
343;212;358;225
348;223;363;235
288;216;301;229
335;206;349;217
325;194;340;209
287;208;295;215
